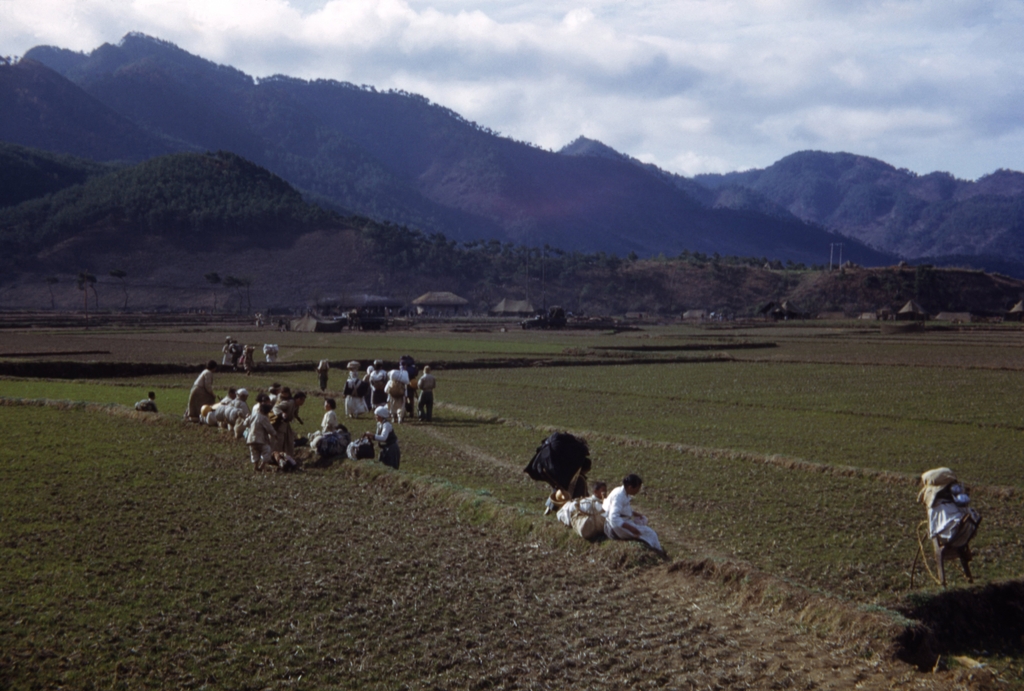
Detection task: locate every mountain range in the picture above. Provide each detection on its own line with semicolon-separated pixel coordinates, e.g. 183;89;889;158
2;33;889;268
2;32;1023;277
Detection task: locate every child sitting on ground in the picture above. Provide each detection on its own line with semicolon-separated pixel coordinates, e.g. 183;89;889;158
322;397;342;433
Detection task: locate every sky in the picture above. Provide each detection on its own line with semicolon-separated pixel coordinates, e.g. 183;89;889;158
2;0;1022;180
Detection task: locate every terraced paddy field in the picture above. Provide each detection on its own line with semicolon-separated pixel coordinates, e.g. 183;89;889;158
2;319;1023;688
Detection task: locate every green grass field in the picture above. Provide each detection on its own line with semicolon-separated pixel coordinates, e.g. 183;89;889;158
2;320;1024;684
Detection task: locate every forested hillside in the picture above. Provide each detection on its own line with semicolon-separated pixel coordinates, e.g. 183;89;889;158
0;146;1018;317
0;151;333;265
694;151;1024;265
0;142;112;208
5;34;888;266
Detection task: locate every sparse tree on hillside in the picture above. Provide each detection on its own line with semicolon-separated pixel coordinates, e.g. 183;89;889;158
45;276;58;310
109;269;129;311
238;276;254;315
223;276;250;314
76;271;96;321
204;272;221;312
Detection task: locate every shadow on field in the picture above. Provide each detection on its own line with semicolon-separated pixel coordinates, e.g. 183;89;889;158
896;580;1024;669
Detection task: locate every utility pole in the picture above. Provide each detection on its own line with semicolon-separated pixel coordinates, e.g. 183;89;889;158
541;245;546;310
829;242;844;270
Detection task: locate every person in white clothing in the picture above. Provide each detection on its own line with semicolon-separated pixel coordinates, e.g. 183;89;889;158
245;402;277;471
343;361;369;418
603;474;663;553
364;406;400;469
219;387;238;406
231;389;251;438
322;398;341;433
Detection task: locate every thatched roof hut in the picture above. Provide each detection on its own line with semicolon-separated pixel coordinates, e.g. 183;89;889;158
412;291;470;315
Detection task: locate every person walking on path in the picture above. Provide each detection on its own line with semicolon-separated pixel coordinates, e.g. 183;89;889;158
417;366;436;421
316;359;330;392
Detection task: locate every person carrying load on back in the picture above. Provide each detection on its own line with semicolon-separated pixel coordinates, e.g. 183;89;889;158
135;391;158;412
524;432;592;514
343;361;369;419
557;481;608;540
184;360;218;422
364;406;400;469
270;390;306;456
367;360;389;409
316;359;330;392
604;474;663;554
917;467;981;586
385;367;410;423
239;344;256;376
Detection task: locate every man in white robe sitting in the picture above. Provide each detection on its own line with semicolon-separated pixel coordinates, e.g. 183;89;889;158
603;474;663;553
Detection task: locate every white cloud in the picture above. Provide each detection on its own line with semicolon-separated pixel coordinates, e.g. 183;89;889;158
1;0;1023;178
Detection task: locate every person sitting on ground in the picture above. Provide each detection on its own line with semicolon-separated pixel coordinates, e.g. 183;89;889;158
316;359;330;392
184;360;218;422
219;386;238;406
557;481;608;540
417;366;436;422
134;391;158;413
364;405;400;469
322;397;342;434
245;402;276;471
603;474;663;553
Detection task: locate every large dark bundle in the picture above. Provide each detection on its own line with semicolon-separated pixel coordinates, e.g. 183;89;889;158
524;432;591;498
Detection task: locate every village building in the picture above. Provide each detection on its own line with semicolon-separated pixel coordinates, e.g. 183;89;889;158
412;291;470;316
489;298;535;317
896;300;929;321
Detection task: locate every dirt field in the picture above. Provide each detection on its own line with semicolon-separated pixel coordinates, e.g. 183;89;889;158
2;404;993;690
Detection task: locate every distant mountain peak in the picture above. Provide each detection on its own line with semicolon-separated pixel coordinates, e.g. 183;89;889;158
558;136;630;162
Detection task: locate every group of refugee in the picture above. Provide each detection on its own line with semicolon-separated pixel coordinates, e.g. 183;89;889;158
220;336;279;375
313;355;436;424
168;343;437;473
145;339;984;579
